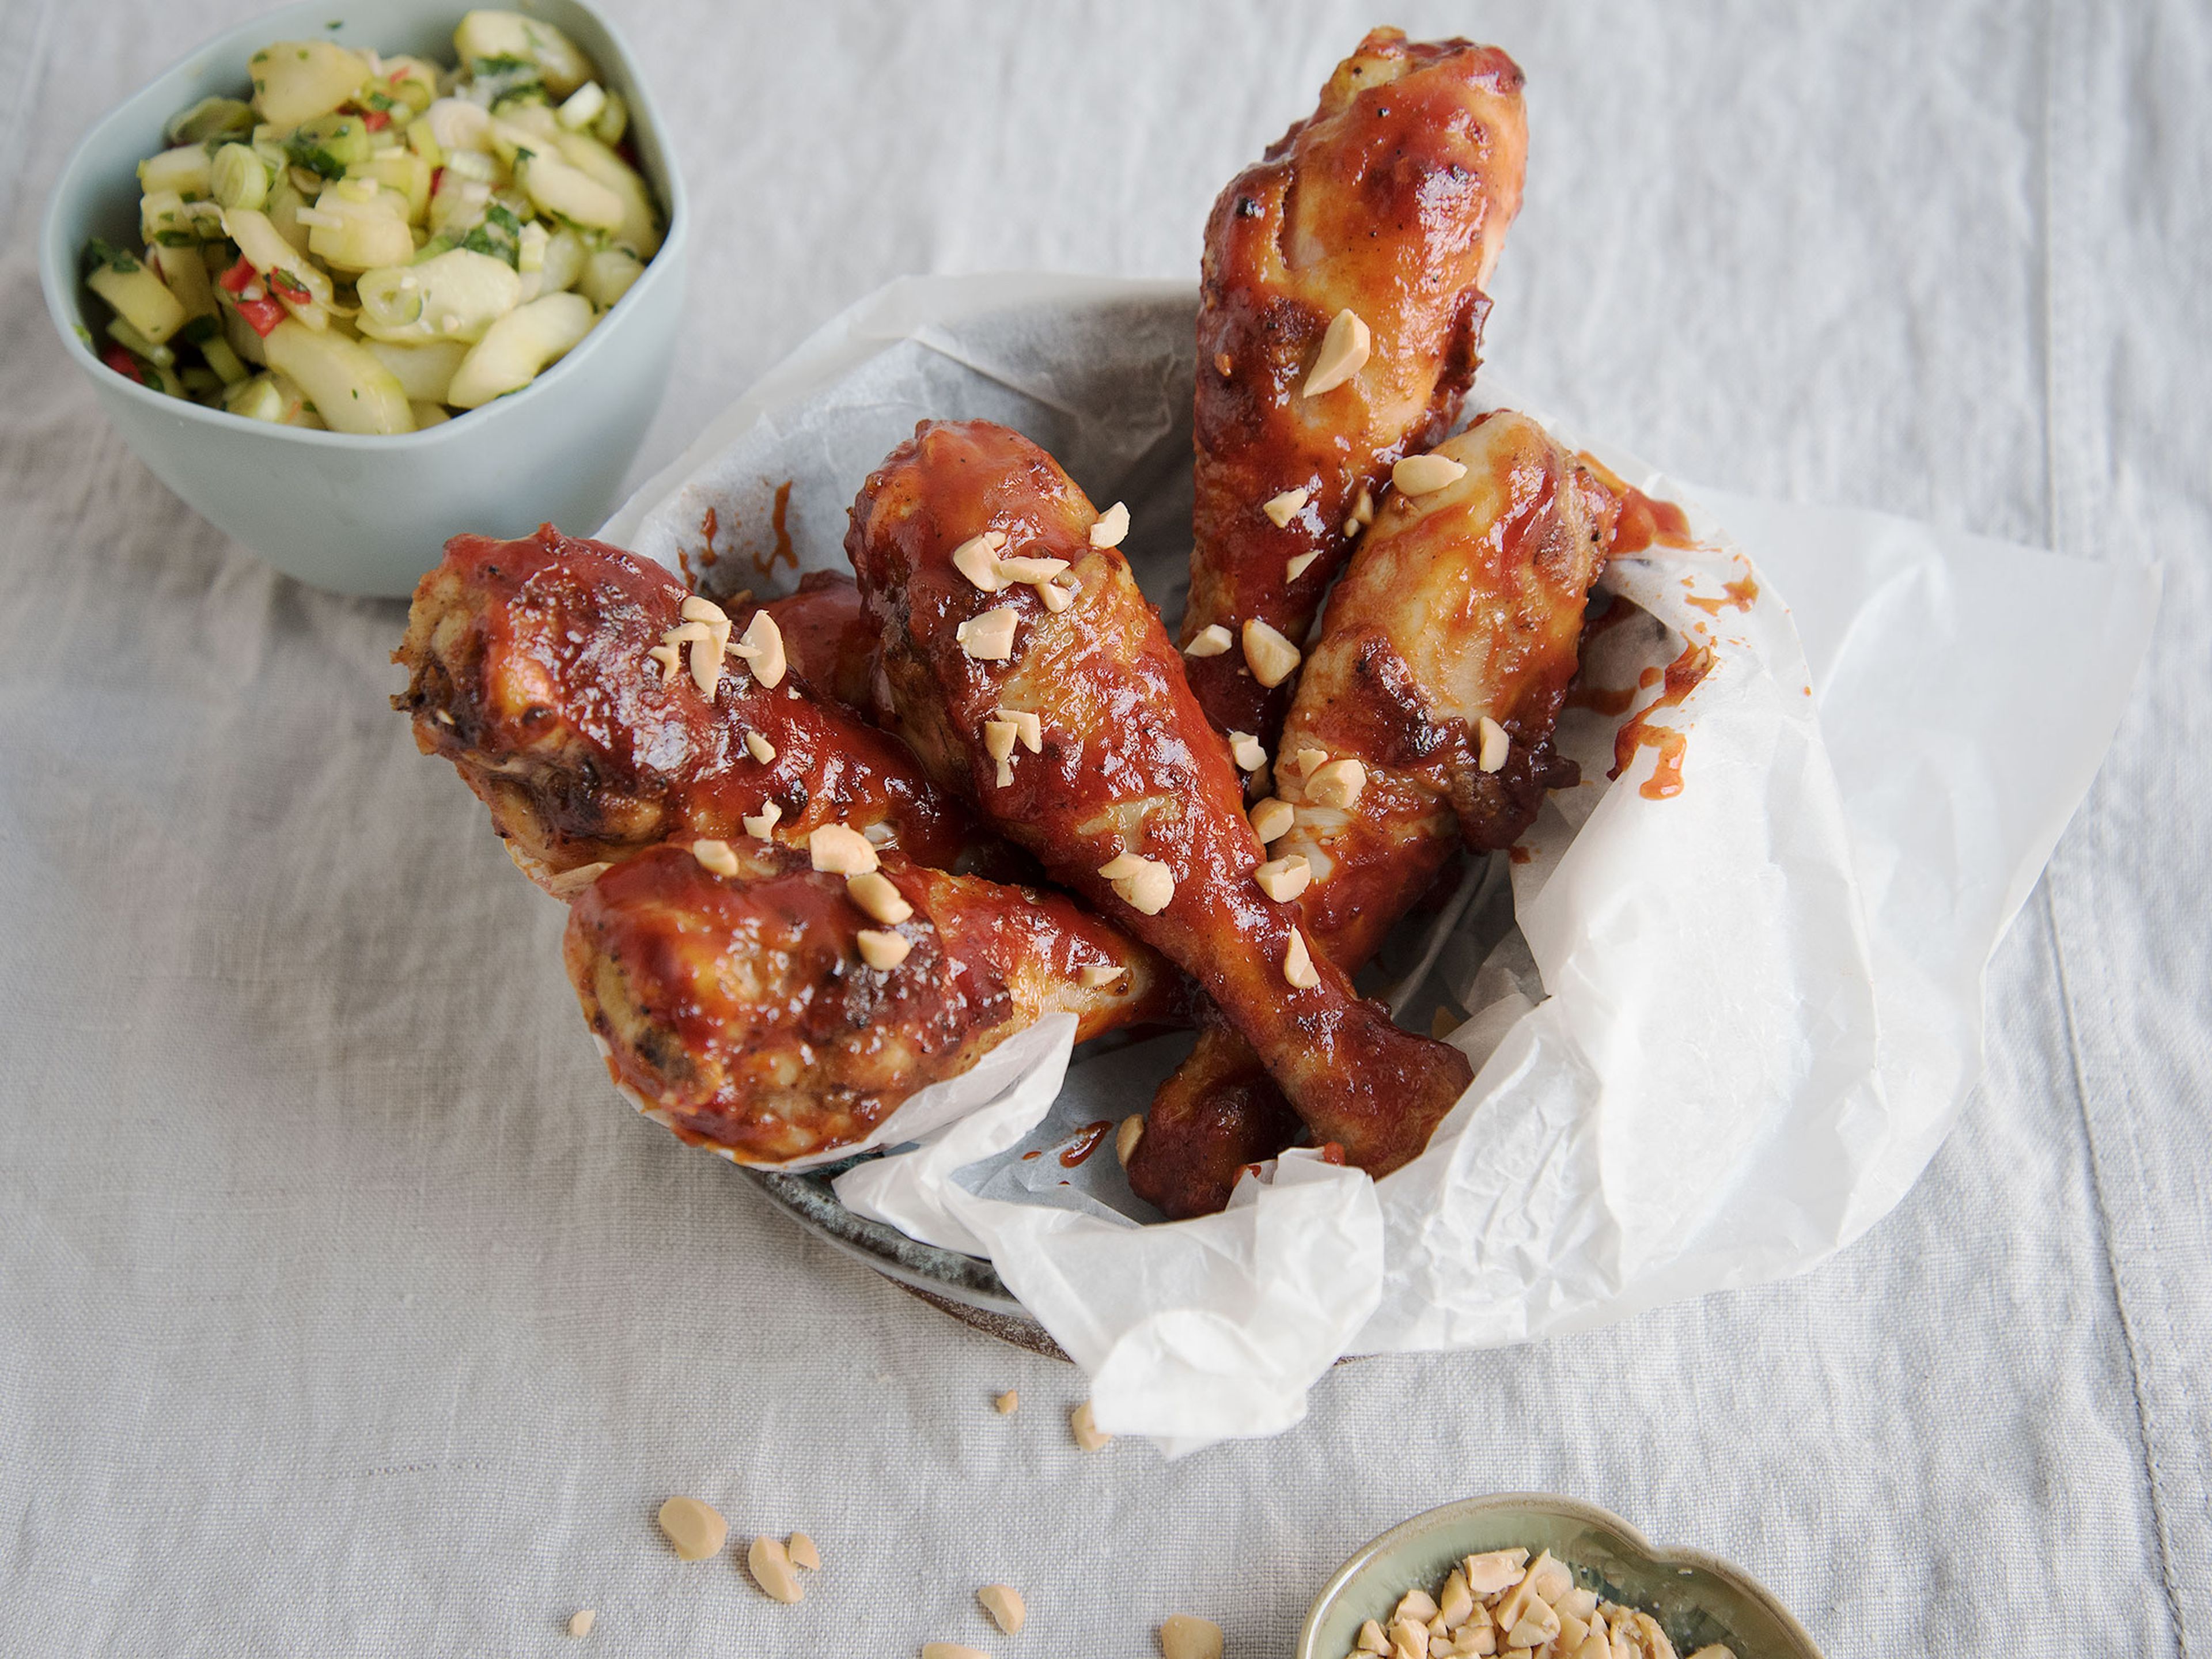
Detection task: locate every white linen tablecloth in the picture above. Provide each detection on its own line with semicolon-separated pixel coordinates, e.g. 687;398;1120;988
1;2;2205;1654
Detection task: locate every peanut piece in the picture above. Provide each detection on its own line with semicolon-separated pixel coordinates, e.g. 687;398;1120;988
978;1584;1026;1635
809;823;879;875
847;869;914;925
746;1535;803;1604
1306;757;1367;809
1392;453;1468;495
1115;1114;1145;1165
1253;855;1311;902
1264;486;1309;528
566;1608;595;1637
1302;306;1372;396
654;1495;726;1562
690;839;739;877
956;606;1020;661
856;929;911;970
1090;501;1130;547
1241;618;1301;688
786;1532;820;1570
1070;1400;1111;1450
1249;797;1294;843
1158;1615;1224;1659
1183;623;1233;658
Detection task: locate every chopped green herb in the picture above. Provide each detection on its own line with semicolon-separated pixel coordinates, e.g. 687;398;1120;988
84;237;141;274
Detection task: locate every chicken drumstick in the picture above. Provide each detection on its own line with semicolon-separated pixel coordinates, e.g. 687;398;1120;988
1183;28;1528;742
1130;412;1619;1215
846;418;1474;1177
570;840;1178;1165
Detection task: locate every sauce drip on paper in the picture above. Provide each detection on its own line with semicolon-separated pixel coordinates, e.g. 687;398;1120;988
1059;1119;1115;1167
1609;641;1714;800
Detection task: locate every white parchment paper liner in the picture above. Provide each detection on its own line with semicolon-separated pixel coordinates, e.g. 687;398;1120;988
602;273;2160;1451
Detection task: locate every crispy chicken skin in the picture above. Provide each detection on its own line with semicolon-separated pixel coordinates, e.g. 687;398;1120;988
846;418;1474;1177
393;527;970;893
1183;28;1527;741
1130;412;1618;1216
569;842;1178;1165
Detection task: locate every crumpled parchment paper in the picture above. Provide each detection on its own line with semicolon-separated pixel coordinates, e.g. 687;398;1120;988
601;272;2159;1452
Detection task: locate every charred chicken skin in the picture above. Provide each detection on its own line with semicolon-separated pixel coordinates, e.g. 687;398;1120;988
1183;28;1528;743
1130;412;1619;1215
846;418;1474;1178
394;527;971;895
570;841;1178;1164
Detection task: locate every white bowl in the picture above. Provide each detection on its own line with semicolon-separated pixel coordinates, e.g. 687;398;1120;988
40;0;687;597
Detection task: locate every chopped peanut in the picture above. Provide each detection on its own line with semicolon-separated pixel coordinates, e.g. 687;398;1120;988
1306;757;1367;810
957;606;1020;661
1287;550;1320;582
1248;797;1294;843
1476;715;1509;772
1090;501;1130;547
1283;928;1320;989
745;730;775;763
1264;487;1310;528
1070;1400;1111;1450
1184;623;1234;658
1392;452;1468;495
727;609;786;687
809;823;878;875
855;929;911;970
741;801;782;840
1253;855;1311;902
1303;306;1372;396
1241;618;1302;687
690;839;739;877
846;870;912;925
1115;1114;1144;1165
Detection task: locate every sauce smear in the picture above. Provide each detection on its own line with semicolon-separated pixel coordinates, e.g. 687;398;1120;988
751;480;799;578
1686;574;1759;616
1609;641;1715;800
1059;1119;1115;1168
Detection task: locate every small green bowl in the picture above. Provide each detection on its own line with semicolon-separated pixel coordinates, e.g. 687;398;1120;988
1297;1494;1825;1659
39;0;687;597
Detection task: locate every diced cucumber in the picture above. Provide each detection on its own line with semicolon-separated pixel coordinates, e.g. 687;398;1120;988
107;316;175;365
138;143;213;199
445;289;591;407
286;113;374;179
261;318;412;434
200;335;250;385
355;247;520;344
88;260;187;344
166;96;255;146
454;10;591;97
576;245;642;309
249;39;371;129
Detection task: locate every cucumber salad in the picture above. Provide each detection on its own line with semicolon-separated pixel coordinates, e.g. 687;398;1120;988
81;10;662;433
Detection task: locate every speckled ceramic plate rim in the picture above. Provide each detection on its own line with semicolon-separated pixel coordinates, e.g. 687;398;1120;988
1296;1493;1825;1659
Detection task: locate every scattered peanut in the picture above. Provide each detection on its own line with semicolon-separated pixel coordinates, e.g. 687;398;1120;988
1476;715;1509;773
994;707;1044;752
1264;487;1310;528
1184;623;1234;658
953;529;1012;592
1283;927;1320;989
1098;852;1175;916
978;1583;1027;1635
1306;757;1367;810
1241;618;1302;688
1284;746;1328;781
983;718;1021;787
742;801;782;840
1079;963;1127;988
745;730;776;763
746;1535;804;1604
786;1532;820;1571
647;642;681;682
1287;550;1320;582
1338;1545;1699;1659
654;1495;726;1562
994;1389;1020;1414
847;869;913;925
957;606;1020;661
1303;306;1372;396
1228;731;1267;772
809;823;879;875
1070;1400;1111;1450
680;594;727;626
1392;452;1468;495
1091;501;1131;548
922;1646;990;1659
728;609;787;687
1159;1614;1224;1659
690;838;739;877
1253;854;1312;902
856;928;912;970
1115;1114;1145;1165
1039;575;1077;612
1249;797;1295;843
566;1608;596;1637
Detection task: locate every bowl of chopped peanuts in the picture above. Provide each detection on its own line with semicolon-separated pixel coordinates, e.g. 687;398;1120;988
1296;1493;1824;1659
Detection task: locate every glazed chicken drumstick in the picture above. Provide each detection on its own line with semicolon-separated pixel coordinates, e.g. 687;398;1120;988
1183;28;1527;742
570;841;1178;1164
1130;412;1620;1216
395;527;971;895
847;418;1474;1177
